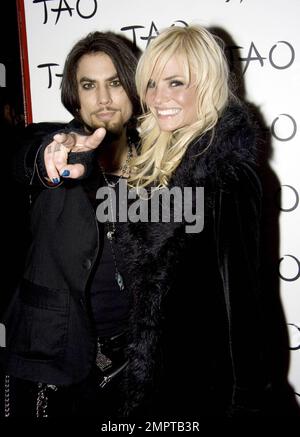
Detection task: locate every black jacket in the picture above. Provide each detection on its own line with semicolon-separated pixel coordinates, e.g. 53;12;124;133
2;105;294;418
3;120;103;384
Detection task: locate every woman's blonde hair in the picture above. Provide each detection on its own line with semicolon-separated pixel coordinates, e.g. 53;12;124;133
129;25;231;189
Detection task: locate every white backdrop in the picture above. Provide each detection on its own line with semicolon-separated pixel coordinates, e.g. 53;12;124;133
19;0;300;404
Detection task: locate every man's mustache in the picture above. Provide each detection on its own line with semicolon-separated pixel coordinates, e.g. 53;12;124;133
92;107;120;115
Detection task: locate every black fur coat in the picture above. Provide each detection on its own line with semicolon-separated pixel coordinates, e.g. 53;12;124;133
118;102;269;418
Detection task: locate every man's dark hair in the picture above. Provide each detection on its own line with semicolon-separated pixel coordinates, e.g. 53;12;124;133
61;31;141;123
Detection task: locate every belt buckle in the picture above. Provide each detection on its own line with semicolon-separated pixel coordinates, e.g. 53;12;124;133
95;340;113;372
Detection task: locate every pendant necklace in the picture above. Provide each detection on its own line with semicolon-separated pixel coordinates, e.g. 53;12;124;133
98;142;133;291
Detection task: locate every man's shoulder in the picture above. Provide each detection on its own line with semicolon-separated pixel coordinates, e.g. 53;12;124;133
24;120;71;137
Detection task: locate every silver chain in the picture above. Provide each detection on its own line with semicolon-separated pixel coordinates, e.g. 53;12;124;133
4;375;10;417
99;142;133;239
99;142;132;188
36;383;48;417
4;375;58;418
98;143;133;291
36;383;57;418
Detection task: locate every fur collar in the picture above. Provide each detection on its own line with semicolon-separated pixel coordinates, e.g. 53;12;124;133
169;101;257;190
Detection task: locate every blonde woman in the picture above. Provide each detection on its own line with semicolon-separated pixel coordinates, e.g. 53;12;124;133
120;25;299;420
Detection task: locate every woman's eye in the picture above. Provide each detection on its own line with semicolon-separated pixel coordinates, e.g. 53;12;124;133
170;80;184;87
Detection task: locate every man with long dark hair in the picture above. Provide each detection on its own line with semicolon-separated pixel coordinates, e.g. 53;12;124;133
2;31;141;419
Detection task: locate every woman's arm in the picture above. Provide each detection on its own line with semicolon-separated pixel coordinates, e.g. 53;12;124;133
214;162;270;415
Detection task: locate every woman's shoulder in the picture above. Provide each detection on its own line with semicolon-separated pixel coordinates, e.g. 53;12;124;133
187;101;259;187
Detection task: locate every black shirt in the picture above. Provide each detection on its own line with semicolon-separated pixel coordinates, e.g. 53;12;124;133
84;172;131;338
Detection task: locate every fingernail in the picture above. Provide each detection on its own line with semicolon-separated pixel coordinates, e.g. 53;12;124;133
61;170;70;177
52;178;60;184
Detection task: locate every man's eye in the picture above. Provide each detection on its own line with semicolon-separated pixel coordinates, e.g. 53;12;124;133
110;79;121;87
147;79;156;89
82;83;94;90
